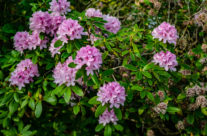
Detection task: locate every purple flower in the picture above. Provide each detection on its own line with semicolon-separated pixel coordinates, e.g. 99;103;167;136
49;0;71;15
57;19;85;43
153;102;167;114
85;8;103;18
29;11;51;33
28;31;48;50
75;45;102;75
53;56;80;86
49;13;66;36
196;96;207;108
49;37;63;57
9;59;39;90
152;51;178;71
14;32;30;53
152;22;178;45
99;109;118;126
103;15;121;34
97;82;126;108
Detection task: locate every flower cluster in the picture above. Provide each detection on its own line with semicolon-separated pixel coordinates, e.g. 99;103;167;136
194;11;207;26
103;15;121;34
75;45;102;75
152;22;178;45
14;31;47;53
186;84;206;97
53;56;79;86
153;102;167;114
9;59;39;90
49;14;66;36
49;0;71;15
29;11;51;34
57;19;85;42
85;8;103;18
97;82;126;108
99;109;118;126
196;96;207;108
157;90;165;101
153;51;178;71
176;121;185;130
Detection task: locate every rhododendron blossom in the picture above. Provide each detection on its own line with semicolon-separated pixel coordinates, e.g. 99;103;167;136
49;0;71;15
14;32;30;53
152;22;178;45
97;82;126;108
29;11;51;33
75;45;102;75
49;14;66;36
53;56;79;86
99;109;118;126
153;51;178;71
103;15;121;34
14;31;47;53
9;59;39;90
85;8;102;18
57;19;85;42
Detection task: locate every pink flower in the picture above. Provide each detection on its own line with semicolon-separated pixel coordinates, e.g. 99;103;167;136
196;96;207;108
152;22;178;45
153;51;178;71
29;11;51;33
85;8;103;18
103;15;121;34
97;82;126;108
49;13;66;36
14;31;47;53
57;19;85;43
75;45;102;75
153;102;167;114
9;59;39;90
53;56;79;86
14;32;30;53
99;109;118;126
49;0;71;15
49;37;63;57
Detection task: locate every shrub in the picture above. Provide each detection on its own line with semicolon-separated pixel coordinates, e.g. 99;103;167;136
0;0;207;136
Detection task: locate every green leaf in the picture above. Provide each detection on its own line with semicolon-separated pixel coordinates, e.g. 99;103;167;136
28;99;35;110
35;102;42;118
186;113;194;124
138;107;145;115
142;71;152;78
201;107;207;116
53;85;65;95
136;72;142;80
64;87;72;103
14;93;19;103
143;63;155;71
114;124;123;131
68;62;77;68
104;125;112;136
177;93;186;100
95;104;107;117
54;40;63;47
114;108;122;120
21;99;28;109
124;64;137;71
131;85;143;91
167;107;181;114
73;105;80;115
88;96;100;105
102;69;114;77
146;92;155;102
91;74;100;86
71;86;83;96
9;101;18;115
95;124;104;132
44;95;57;105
